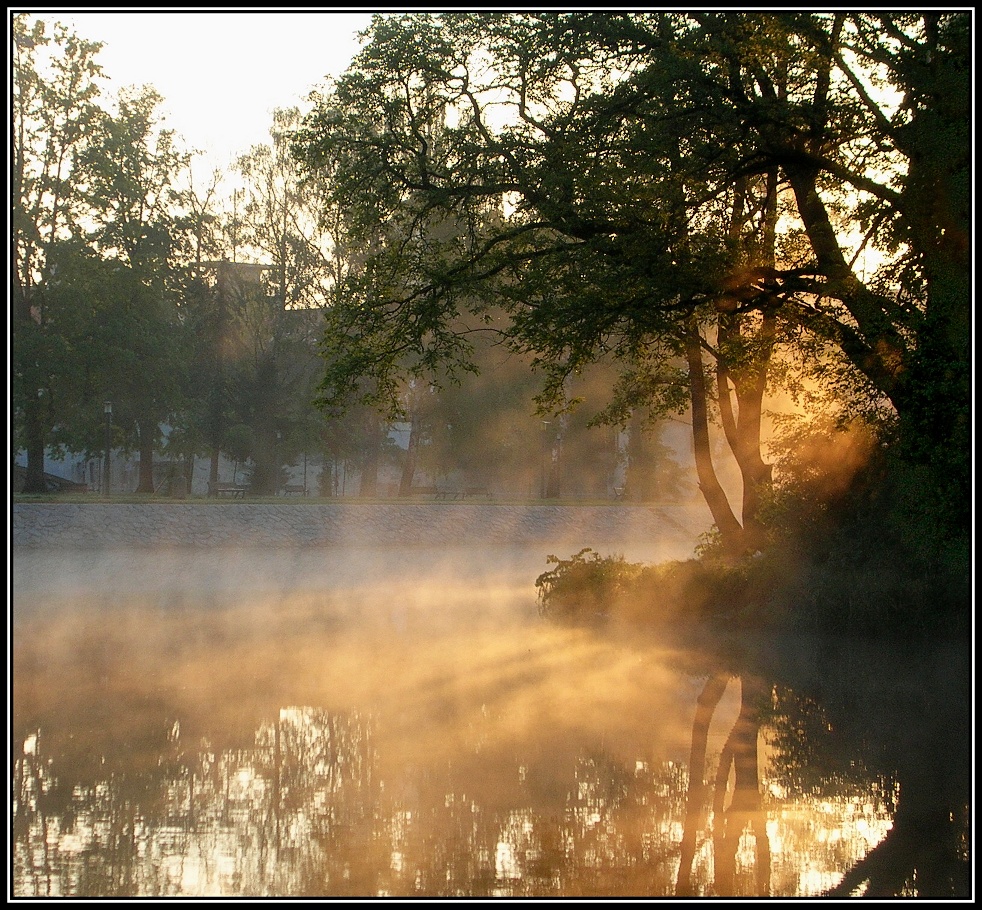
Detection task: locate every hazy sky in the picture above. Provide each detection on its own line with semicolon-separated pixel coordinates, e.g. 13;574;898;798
45;10;376;172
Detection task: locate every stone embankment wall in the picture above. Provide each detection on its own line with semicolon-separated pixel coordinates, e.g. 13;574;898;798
12;502;711;554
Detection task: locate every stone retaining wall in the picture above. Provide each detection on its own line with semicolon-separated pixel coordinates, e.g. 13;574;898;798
12;502;712;552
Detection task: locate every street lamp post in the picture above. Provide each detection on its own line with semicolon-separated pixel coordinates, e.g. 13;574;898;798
540;420;551;499
103;401;112;497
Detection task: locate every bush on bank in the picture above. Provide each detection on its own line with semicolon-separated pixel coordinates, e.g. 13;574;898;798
536;548;781;632
537;449;970;641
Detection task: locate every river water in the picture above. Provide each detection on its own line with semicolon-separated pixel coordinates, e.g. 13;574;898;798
11;545;972;898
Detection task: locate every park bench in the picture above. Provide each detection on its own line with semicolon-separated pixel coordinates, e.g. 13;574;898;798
209;481;247;498
401;486;437;497
435;486;491;500
281;484;307;496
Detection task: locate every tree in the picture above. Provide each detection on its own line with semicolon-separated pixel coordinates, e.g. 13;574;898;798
11;14;104;492
294;12;969;547
180;254;262;494
175;166;240;492
76;84;192;493
395;378;435;495
408;334;554;497
231;109;335;495
292;13;783;547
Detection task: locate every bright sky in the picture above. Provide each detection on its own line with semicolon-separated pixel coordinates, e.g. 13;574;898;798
43;9;376;173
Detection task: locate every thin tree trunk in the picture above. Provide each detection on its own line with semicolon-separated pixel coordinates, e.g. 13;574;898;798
209;449;220;495
626;409;658;502
716;314;776;551
399;415;420;495
135;421;156;493
183;454;195;495
685;317;745;555
676;673;731;896
22;395;47;494
359;421;381;498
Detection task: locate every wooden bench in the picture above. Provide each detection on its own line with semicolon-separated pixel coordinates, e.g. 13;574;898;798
281;484;307;496
400;486;437;497
436;486;491;500
209;482;247;498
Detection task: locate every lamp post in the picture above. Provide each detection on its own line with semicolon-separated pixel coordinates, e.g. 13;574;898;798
103;401;112;498
540;420;551;499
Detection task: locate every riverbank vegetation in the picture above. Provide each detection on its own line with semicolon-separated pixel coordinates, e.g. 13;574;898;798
17;14;672;502
538;417;969;640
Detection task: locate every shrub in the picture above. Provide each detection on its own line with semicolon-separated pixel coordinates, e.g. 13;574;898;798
535;548;645;625
535;548;778;630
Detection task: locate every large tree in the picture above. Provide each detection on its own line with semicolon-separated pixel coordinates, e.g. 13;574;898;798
77;84;192;492
297;13;969;549
294;12;969;547
177;166;243;493
11;14;104;492
230;109;335;495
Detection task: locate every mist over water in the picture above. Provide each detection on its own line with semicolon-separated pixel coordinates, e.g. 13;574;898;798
11;543;938;897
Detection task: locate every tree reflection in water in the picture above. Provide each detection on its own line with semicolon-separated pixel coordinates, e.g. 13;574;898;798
759;638;972;898
14;712;727;895
14;676;956;897
11;578;970;898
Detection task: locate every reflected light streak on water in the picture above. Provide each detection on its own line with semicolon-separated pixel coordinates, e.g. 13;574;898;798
11;545;905;898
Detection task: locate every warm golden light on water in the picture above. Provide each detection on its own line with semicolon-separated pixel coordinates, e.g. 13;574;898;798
11;546;931;897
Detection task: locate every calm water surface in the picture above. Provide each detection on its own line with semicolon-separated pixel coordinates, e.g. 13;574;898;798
11;546;971;898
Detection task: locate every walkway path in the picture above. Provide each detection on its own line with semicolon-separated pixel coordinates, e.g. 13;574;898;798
13;502;712;555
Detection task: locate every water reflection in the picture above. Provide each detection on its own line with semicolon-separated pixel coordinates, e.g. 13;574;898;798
14;707;899;898
11;547;970;898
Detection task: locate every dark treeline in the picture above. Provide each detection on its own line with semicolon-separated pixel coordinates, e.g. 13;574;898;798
11;13;687;501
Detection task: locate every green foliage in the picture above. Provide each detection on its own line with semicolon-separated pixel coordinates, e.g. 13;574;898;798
747;412;970;636
78;84;191;279
535;549;645;625
759;686;895;800
12;14;107;489
535;546;783;630
224;424;254;465
12;21;195;485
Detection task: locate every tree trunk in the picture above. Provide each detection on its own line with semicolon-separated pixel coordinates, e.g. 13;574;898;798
359;448;379;497
546;450;561;499
785;164;907;403
716;312;776;552
249;427;279;496
183;454;195;495
676;673;731;896
896;255;970;530
712;169;778;551
398;415;420;495
135;421;156;494
359;419;383;498
21;395;47;494
685;318;745;556
209;449;220;495
625;410;657;503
